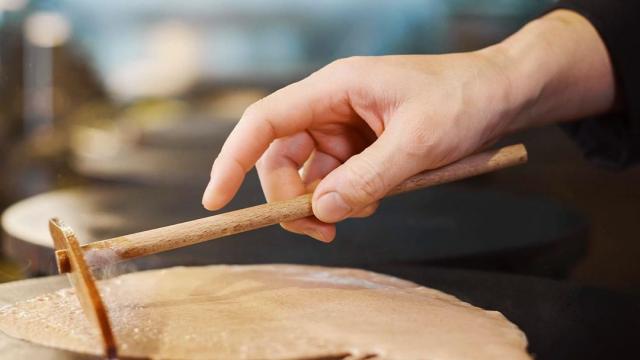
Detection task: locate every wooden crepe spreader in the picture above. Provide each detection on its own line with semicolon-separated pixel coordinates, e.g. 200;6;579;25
48;144;527;359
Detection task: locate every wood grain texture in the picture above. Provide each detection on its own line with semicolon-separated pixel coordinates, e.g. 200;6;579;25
55;144;527;273
388;144;528;196
48;219;117;359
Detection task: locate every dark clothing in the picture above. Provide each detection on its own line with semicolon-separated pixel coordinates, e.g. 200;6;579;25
552;0;640;168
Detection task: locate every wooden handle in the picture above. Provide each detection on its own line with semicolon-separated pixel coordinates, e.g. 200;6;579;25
56;144;527;272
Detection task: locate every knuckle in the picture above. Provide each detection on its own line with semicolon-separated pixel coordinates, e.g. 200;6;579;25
400;127;459;168
230;156;249;174
343;55;368;65
327;57;350;70
399;125;435;158
325;56;367;76
396;123;454;167
344;156;386;206
255;152;268;171
256;140;290;172
353;203;378;218
241;102;261;120
242;100;277;139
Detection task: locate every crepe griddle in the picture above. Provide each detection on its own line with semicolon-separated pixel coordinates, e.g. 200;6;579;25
31;145;526;358
373;265;640;360
3;152;587;278
0;265;637;360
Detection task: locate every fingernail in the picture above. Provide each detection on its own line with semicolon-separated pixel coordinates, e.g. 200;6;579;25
201;180;216;209
315;192;352;223
305;228;327;243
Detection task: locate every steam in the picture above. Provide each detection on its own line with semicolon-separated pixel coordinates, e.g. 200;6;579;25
84;248;137;280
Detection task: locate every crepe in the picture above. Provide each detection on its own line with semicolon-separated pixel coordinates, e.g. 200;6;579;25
0;265;531;359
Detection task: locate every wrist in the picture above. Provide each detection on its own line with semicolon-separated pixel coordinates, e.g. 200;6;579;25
474;42;542;136
482;9;615;133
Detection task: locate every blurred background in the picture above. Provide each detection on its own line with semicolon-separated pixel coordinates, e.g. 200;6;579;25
1;0;639;295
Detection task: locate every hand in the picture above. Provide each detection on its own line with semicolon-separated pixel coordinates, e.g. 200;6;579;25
202;10;614;243
202;52;516;242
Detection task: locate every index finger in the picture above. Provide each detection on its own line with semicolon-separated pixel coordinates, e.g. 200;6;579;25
202;69;355;210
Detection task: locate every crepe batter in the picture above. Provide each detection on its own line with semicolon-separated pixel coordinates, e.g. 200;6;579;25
0;264;531;359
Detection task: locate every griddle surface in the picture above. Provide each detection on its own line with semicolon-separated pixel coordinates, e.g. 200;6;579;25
1;266;637;360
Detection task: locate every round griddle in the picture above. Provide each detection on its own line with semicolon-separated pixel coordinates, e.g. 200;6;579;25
2;178;587;277
0;266;637;360
70;119;234;186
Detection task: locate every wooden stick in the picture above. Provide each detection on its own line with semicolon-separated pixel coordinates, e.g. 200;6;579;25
55;144;527;273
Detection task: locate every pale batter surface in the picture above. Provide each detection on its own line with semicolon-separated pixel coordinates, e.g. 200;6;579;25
0;265;531;359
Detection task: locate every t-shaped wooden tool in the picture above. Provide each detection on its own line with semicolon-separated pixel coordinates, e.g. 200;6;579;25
49;144;527;358
49;218;117;359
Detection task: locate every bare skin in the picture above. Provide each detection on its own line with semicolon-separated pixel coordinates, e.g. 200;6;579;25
202;10;615;242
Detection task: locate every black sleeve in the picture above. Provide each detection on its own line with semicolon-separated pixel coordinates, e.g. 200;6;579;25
551;0;640;169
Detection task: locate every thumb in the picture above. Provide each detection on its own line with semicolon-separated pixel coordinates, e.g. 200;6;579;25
312;131;416;223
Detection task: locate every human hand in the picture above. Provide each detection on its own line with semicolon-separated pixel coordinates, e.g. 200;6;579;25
201;52;517;242
202;10;615;243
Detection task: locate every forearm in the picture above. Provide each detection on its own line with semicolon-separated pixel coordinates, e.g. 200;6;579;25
484;9;616;133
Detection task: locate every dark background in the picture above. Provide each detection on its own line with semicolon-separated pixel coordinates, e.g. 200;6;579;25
0;0;638;295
